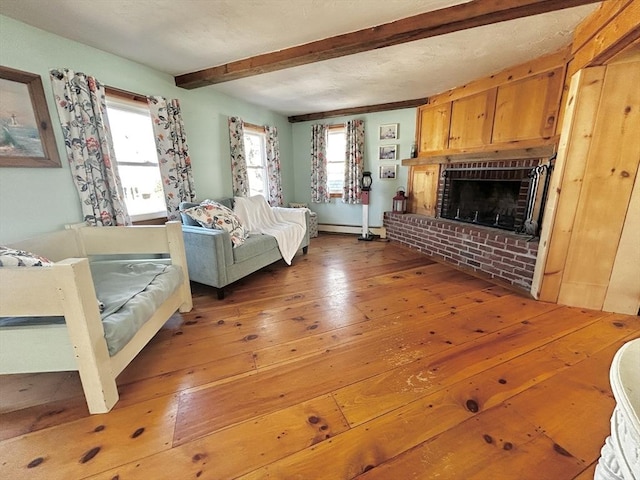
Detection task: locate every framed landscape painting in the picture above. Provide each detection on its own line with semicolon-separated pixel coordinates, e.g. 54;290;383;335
0;66;60;167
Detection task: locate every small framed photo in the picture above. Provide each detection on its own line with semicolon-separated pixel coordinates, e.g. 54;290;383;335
379;123;398;140
378;144;398;160
379;164;397;180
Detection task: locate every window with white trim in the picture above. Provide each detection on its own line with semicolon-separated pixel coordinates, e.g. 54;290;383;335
243;125;268;198
327;125;346;197
106;95;167;221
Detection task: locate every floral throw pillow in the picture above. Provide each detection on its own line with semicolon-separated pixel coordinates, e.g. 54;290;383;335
0;246;53;266
182;200;248;247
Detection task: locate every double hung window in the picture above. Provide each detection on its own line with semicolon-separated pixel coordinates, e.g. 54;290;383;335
243;125;268;198
106;94;166;221
326;124;346;197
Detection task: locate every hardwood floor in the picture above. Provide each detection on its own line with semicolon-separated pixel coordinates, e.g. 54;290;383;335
1;234;638;479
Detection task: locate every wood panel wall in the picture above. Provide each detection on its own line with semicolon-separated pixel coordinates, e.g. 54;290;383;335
570;0;640;75
532;59;640;314
530;0;640;315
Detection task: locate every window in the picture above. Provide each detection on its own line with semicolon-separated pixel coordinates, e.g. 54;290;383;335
106;94;167;221
243;125;268;198
327;125;346;196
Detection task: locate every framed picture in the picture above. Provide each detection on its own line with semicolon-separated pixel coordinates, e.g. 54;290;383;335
378;144;398;161
0;66;60;167
379;123;398;140
379;164;397;180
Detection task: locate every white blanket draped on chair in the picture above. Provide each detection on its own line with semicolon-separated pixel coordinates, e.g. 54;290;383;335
233;195;306;265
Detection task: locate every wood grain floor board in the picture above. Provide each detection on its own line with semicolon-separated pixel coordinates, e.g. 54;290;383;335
357;404;585;480
0;234;637;480
83;394;349;480
252;288;517;369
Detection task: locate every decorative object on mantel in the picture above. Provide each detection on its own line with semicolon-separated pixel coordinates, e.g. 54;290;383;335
392;187;407;214
410;142;417;158
0;66;60;168
358;171;374;242
379;144;397;161
379;123;398;141
379;164;397;180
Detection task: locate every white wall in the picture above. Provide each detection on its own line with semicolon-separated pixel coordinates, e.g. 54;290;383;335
0;15;293;244
291;109;417;228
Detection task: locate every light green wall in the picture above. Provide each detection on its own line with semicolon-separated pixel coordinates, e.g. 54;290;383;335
292;109;416;228
0;15;418;243
0;15;292;244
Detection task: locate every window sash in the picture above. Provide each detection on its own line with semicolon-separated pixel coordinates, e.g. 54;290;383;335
106;95;166;221
327;125;346;196
243;126;268;198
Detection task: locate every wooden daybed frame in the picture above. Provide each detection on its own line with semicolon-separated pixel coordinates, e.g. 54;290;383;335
0;221;192;414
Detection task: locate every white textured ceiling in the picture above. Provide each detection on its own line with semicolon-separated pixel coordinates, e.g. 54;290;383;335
0;0;599;116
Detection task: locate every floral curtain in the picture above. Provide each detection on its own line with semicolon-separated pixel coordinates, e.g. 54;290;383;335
228;116;249;197
310;124;330;203
147;96;196;221
49;68;130;226
265;125;284;206
343;119;365;204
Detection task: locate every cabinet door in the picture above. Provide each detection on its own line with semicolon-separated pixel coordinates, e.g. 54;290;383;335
409;165;440;216
417;103;451;154
492;67;564;143
448;88;497;149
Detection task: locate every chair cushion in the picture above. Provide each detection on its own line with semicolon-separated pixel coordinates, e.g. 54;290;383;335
232;234;278;263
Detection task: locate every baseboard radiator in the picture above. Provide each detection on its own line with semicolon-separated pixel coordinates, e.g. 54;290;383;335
318;224;387;239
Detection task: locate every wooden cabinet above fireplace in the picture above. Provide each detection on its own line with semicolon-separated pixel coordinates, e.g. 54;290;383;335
406;48;568;167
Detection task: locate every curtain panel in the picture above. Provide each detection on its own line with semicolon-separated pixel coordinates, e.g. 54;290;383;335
343;119;365;204
147;96;196;221
228;116;249;197
49;68;130;226
264;126;284;206
310;124;330;203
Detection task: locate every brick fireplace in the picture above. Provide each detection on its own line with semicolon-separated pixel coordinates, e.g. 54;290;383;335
384;159;548;292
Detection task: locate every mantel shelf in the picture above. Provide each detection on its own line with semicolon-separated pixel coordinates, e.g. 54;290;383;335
401;137;558;166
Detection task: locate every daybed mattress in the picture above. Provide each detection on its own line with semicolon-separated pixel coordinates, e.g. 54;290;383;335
0;260;183;356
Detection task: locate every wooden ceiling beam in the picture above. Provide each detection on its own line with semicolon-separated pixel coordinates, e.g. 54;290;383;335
287;98;428;123
175;0;601;89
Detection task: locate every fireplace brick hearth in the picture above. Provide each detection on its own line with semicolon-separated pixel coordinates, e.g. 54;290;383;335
383;212;539;291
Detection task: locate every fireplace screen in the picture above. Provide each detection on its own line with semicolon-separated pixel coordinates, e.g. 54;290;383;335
444;179;522;230
440;166;533;232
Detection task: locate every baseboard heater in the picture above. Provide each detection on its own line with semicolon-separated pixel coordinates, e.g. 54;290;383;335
318;224;387;239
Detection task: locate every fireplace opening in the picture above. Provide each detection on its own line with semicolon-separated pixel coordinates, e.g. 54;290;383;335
440;163;537;233
444;179;522;230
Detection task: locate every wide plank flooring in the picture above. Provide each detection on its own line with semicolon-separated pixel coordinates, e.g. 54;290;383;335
1;233;638;479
